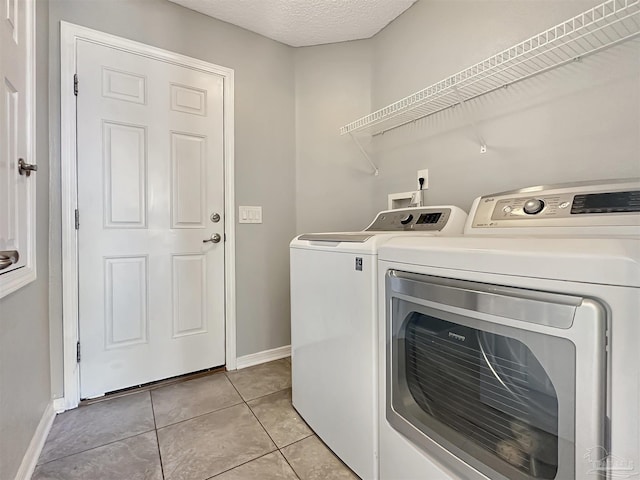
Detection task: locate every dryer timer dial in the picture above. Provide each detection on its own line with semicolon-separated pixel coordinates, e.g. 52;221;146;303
523;198;545;215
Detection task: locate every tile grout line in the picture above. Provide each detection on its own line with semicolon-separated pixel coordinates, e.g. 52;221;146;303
278;434;313;480
277;433;315;451
204;450;277;480
148;390;167;480
279;432;315;450
35;427;158;467
273;425;360;479
109;368;291;432
276;451;302;480
154;398;246;431
38;391;161;469
224;372;303;480
226;375;277;449
38;390;159;467
230;379;303;479
241;385;294;403
93;373;290;436
224;358;291;401
223;360;302;479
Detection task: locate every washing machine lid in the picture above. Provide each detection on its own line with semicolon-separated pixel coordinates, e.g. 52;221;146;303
378;236;640;287
297;232;374;242
290;231;449;254
290;205;468;253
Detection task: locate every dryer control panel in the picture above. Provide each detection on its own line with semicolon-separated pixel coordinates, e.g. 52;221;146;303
468;178;640;234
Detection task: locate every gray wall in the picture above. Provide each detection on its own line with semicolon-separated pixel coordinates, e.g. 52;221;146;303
44;0;640;403
294;40;377;234
0;1;51;478
291;0;640;231
369;0;640;212
48;0;296;398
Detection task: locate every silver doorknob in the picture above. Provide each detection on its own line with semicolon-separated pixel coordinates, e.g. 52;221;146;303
18;158;38;177
203;233;221;244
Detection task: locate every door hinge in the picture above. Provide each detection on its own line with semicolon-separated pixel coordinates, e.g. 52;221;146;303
74;74;78;96
75;209;79;230
76;341;81;363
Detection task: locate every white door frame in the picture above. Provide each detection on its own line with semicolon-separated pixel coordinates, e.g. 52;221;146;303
60;22;236;410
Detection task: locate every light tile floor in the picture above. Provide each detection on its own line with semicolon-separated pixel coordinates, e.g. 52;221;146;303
34;358;359;480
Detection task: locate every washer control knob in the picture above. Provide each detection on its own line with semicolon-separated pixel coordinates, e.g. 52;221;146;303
400;214;414;225
523;198;545;215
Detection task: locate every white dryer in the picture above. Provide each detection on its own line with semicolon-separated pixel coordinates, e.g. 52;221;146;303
377;179;640;480
290;206;467;480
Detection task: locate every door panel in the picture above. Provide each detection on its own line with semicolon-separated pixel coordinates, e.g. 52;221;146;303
103;121;147;227
104;256;148;348
170;83;207;115
77;40;225;398
171;132;206;228
102;67;146;104
172;254;207;337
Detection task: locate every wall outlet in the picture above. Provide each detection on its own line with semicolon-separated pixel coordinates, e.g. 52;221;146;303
417;169;429;189
239;206;262;224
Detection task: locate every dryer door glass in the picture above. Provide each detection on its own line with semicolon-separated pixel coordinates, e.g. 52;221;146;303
403;312;561;479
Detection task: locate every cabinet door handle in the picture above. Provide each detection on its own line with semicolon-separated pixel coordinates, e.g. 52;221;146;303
0;250;19;271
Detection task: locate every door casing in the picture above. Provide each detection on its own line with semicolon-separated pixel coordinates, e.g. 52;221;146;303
59;22;236;411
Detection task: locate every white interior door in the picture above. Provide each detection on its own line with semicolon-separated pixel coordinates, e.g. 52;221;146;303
77;39;226;398
0;0;34;287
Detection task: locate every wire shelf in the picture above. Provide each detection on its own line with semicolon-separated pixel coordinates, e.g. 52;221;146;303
340;0;640;136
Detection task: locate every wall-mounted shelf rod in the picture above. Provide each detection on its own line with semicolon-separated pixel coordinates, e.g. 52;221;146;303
349;133;379;176
452;86;487;154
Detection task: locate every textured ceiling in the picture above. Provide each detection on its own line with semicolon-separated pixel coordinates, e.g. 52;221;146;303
168;0;417;47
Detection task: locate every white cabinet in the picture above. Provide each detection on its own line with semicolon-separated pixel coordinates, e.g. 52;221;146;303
0;0;36;298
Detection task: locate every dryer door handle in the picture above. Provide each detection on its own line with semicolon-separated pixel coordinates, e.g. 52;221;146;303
387;270;581;328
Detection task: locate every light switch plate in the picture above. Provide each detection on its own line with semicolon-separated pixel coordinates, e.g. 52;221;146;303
239;206;262;224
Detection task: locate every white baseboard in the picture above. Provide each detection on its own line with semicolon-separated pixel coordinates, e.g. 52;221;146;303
14;401;56;480
235;345;291;370
52;398;66;414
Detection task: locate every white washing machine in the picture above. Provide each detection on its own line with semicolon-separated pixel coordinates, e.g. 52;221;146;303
377;178;640;480
290;206;468;480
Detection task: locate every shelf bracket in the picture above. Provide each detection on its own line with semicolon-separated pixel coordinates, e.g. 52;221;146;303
453;86;487;154
349;133;379;176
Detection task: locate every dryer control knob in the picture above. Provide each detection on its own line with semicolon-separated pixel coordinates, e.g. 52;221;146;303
523;198;545;215
400;214;414;225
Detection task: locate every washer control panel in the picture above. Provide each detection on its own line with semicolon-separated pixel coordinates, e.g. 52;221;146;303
366;207;452;231
471;179;640;229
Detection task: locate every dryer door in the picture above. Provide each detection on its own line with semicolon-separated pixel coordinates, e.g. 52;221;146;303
385;271;606;480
